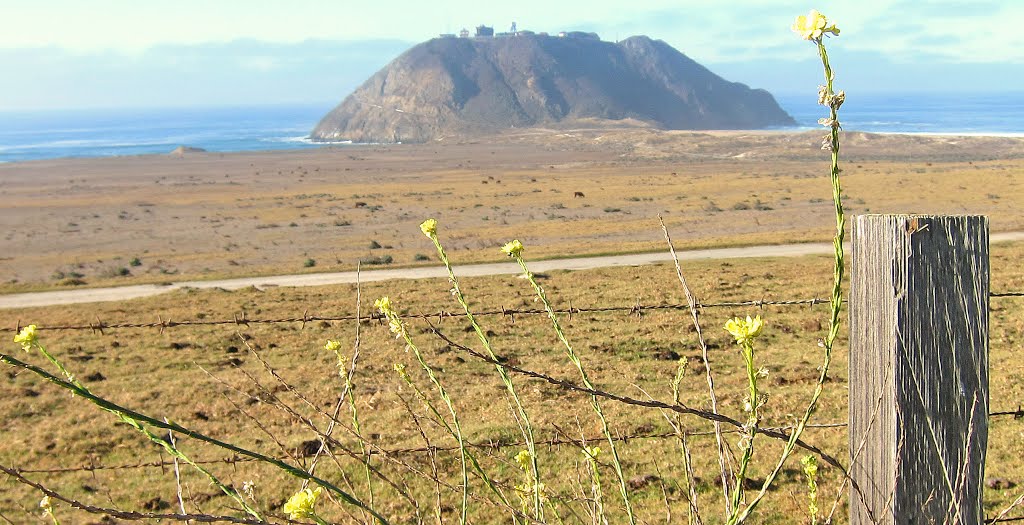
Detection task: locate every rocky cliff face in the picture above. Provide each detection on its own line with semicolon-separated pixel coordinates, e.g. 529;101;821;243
311;34;795;143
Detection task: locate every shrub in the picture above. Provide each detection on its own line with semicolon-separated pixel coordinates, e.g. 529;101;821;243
359;255;393;265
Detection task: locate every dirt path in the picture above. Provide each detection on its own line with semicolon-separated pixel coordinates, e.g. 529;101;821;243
5;232;1023;309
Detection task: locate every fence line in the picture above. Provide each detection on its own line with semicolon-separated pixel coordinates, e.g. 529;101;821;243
7;291;1024;333
7;423;849;476
14;407;1023;477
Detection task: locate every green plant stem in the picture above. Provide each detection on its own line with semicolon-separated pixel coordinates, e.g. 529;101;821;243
728;38;844;524
727;342;760;520
29;343;263;519
585;453;606;523
395;363;517;519
671;361;704;525
0;351;389;525
393;330;470;525
428;233;542;520
511;254;636;525
340;356;375;516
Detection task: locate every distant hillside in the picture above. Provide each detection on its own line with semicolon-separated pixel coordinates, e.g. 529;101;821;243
311;34;796;143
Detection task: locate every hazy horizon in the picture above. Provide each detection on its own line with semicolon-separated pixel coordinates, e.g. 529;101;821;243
2;1;1023;112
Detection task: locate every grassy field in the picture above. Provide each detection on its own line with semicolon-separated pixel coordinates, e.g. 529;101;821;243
2;238;1024;523
3;128;1024;523
3;129;1024;293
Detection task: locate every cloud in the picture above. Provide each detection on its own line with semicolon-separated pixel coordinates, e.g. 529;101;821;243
0;39;414;110
2;27;1022;112
573;1;1024;65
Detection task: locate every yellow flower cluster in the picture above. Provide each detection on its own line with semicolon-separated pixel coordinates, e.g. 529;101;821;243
514;449;533;470
375;296;405;336
515;481;549;502
39;495;53;515
14;324;38;351
419;218;438;238
792;9;839;41
283;487;322;520
324;339;342;352
801;454;820;518
501;239;525;257
724;315;764;346
801;455;818;478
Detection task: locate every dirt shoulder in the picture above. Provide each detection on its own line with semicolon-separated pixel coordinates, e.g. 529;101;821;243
5;232;1024;308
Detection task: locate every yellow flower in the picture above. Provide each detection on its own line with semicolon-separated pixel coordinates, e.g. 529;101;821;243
419;218;438;238
393;362;409;380
801;455;819;478
501;239;524;257
14;324;38;351
583;446;601;461
375;296;406;336
374;296;394;315
724;315;764;345
324;339;342;352
514;449;532;470
792;9;839;40
283;487;321;520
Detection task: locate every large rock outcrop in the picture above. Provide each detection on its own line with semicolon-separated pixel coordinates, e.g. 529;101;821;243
311;34;795;143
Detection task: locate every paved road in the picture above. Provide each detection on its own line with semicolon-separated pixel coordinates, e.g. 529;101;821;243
5;232;1024;309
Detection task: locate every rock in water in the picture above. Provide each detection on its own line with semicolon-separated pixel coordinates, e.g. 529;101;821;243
311;34;795;143
169;146;207;155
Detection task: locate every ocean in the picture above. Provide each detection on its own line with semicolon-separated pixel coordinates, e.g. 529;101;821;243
1;93;1022;163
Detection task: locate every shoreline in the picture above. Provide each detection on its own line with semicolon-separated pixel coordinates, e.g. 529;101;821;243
3;127;1024;165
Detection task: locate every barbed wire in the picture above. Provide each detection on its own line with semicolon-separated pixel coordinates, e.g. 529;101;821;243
13;406;1024;476
7;291;1024;333
4;298;827;333
11;423;849;476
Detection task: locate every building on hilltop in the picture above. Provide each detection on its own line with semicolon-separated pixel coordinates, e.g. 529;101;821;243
560;31;600;40
459;28;470;38
475;25;494;37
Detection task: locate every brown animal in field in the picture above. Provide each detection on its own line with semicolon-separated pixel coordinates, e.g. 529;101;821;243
574;191;585;198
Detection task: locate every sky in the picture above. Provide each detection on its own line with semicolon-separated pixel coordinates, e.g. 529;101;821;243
2;0;1022;110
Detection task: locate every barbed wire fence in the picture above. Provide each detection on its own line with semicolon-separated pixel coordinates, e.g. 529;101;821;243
3;289;1024;522
5;291;1024;333
3;292;1024;473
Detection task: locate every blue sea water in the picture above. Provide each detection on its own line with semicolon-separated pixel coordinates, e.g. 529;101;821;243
0;104;340;163
775;92;1024;136
1;93;1022;163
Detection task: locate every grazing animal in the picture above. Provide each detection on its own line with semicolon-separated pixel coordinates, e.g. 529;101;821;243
574;191;586;198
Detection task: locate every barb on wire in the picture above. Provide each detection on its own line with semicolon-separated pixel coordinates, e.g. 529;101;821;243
5;298;831;332
15;407;1024;477
9;291;1024;333
12;424;850;476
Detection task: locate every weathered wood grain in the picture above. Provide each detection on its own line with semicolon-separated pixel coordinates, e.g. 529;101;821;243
849;215;989;524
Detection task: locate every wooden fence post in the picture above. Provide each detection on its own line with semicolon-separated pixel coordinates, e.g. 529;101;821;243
849;215;989;524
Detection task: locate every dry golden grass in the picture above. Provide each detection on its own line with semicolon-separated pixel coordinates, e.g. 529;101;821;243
2;129;1024;293
2;239;1023;523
